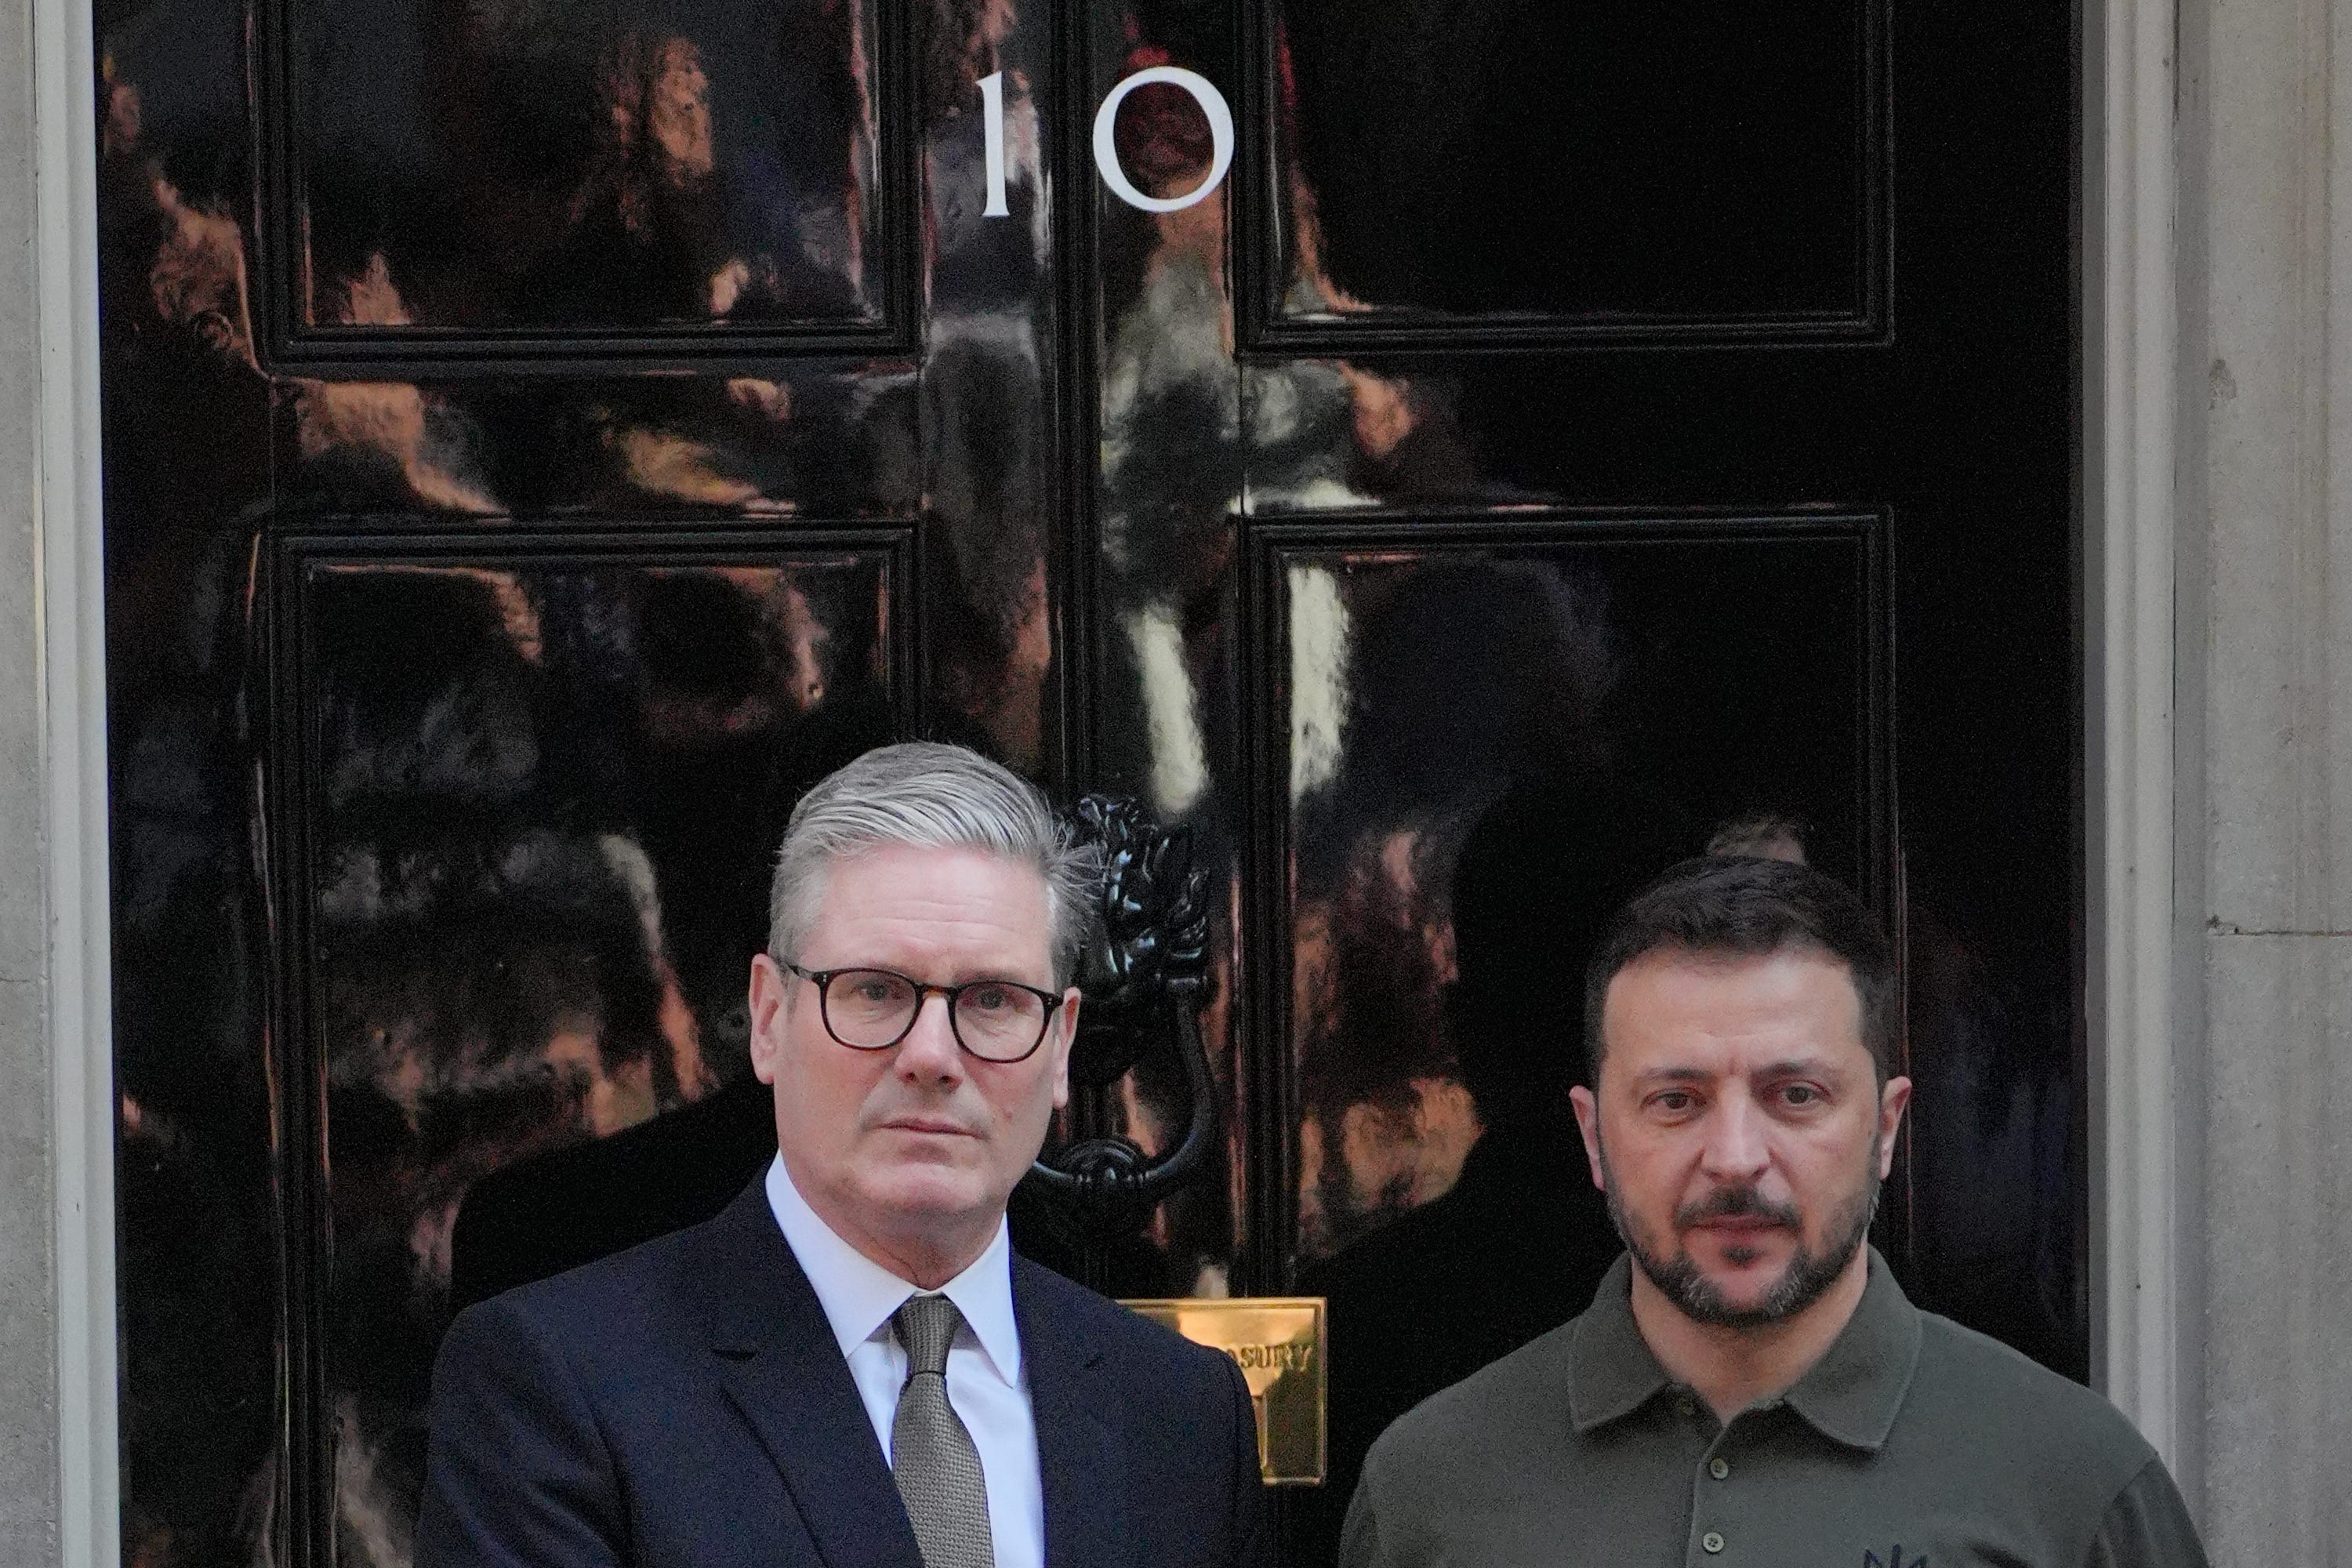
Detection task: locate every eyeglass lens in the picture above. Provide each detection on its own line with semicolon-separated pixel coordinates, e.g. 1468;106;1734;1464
822;968;1048;1059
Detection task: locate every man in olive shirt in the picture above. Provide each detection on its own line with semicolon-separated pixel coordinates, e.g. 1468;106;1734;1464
1341;856;2205;1567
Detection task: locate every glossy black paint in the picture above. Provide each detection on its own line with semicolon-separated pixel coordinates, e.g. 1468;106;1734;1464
1244;0;1886;348
278;540;907;1558
98;0;2082;1561
1248;520;1887;1261
257;0;920;365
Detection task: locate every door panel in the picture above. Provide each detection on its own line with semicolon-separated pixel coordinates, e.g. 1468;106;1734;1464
1252;0;1883;341
260;0;914;361
289;541;907;1552
97;0;2082;1560
1252;522;1885;1270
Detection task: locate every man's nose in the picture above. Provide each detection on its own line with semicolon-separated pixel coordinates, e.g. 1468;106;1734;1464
1697;1091;1772;1180
894;992;967;1081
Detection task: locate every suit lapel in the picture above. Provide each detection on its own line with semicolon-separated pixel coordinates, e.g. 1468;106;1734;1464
1015;1258;1133;1568
698;1181;924;1568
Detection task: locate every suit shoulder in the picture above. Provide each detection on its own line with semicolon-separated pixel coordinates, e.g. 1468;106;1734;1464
1011;1258;1236;1381
463;1212;711;1339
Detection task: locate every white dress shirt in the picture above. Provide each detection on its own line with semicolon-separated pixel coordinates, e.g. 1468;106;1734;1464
764;1154;1046;1568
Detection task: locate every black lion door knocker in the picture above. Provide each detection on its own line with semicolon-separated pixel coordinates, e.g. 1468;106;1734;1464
1025;795;1217;1250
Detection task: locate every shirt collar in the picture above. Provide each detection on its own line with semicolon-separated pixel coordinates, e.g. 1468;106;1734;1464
1567;1245;1922;1451
1777;1247;1921;1450
763;1153;1025;1387
1566;1254;1674;1432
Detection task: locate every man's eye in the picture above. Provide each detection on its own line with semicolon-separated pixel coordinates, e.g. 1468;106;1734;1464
1655;1091;1695;1113
965;984;1014;1013
1780;1084;1821;1106
850;980;898;1004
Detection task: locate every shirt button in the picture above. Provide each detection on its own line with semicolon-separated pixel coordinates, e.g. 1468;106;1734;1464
1701;1531;1726;1554
1709;1457;1730;1479
1676;1396;1698;1417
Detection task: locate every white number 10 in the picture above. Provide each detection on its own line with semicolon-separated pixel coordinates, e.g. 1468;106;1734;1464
976;67;1236;216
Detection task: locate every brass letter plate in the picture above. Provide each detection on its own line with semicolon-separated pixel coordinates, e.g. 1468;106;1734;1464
1120;1297;1327;1485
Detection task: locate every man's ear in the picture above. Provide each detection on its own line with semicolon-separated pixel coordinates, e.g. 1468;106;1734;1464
1875;1075;1914;1179
1047;989;1080;1111
1570;1083;1607;1193
747;953;789;1085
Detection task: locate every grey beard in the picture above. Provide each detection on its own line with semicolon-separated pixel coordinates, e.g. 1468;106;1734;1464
1603;1154;1881;1330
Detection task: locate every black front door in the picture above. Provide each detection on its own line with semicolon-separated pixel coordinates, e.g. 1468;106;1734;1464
97;0;2078;1562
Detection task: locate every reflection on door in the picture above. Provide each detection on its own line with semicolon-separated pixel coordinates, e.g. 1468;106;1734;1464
97;0;2078;1561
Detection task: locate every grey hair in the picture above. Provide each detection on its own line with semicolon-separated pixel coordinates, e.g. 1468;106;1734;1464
767;742;1097;987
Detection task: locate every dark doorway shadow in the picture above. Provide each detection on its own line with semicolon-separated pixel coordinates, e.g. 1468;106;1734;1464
449;1072;779;1311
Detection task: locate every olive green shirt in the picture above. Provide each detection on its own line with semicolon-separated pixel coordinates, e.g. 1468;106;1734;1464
1341;1249;2206;1568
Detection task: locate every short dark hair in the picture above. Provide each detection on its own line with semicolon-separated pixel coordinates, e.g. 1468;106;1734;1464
1581;855;1896;1084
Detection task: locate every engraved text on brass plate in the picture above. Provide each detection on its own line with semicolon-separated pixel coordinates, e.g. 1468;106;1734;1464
1120;1298;1327;1486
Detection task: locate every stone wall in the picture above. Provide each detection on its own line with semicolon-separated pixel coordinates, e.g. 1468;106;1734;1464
0;0;62;1555
2182;0;2352;1556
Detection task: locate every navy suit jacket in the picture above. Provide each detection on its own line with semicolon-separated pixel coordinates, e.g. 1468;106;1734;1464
416;1177;1270;1568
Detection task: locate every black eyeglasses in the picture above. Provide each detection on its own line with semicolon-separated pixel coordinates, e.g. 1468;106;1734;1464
782;964;1065;1063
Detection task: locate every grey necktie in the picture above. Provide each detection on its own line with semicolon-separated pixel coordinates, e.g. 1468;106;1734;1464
889;1294;996;1568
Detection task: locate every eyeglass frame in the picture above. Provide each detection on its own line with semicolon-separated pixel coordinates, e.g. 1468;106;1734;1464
780;961;1069;1063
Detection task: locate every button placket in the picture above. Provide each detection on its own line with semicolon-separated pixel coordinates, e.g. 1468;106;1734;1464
1689;1413;1739;1563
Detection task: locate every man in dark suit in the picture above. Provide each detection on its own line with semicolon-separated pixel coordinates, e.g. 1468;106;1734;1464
417;742;1269;1568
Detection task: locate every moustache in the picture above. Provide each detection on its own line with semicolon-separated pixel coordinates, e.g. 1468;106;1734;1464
1674;1185;1802;1230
